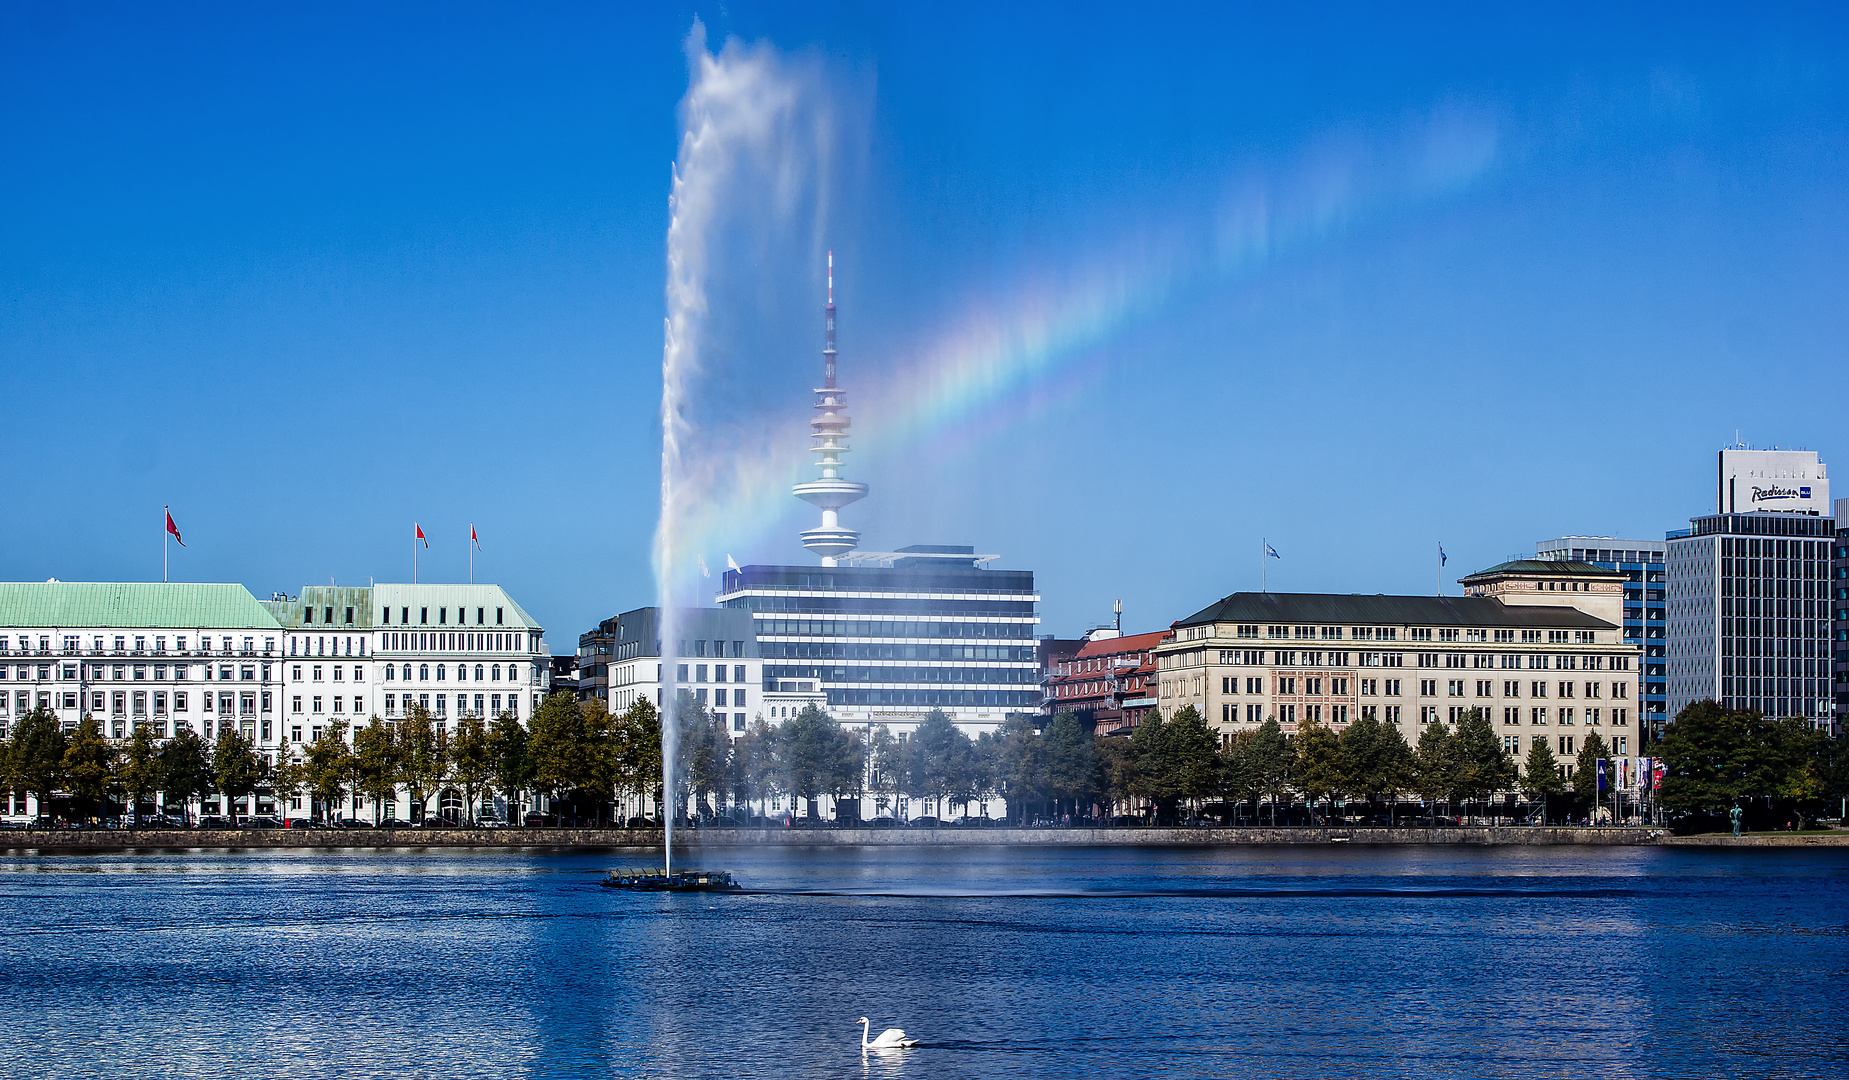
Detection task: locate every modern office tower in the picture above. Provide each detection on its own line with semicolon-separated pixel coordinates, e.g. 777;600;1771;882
1665;448;1833;728
1153;560;1644;768
1536;537;1668;741
717;546;1042;736
1831;499;1847;735
579;606;818;733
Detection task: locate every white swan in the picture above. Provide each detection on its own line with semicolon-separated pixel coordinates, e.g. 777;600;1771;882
859;1016;919;1049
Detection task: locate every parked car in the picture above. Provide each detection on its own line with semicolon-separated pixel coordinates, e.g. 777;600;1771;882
239;816;283;829
907;816;942;828
864;816;898;829
334;818;375;829
623;816;657;828
524;812;559;827
377;818;413;829
196;815;233;829
284;818;323;830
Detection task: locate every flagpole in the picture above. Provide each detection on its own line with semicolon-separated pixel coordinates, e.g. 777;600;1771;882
1262;538;1267;594
414;525;418;585
163;505;168;584
469;523;474;584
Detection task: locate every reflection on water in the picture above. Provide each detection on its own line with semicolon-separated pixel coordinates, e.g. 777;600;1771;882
0;845;1841;1079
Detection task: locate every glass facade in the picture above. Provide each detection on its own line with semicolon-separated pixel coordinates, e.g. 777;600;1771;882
716;551;1040;722
1831;518;1847;735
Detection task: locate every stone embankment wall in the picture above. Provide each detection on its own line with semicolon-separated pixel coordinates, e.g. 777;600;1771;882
0;825;1662;850
1659;832;1849;847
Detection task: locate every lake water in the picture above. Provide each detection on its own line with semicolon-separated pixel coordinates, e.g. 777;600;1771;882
0;843;1842;1078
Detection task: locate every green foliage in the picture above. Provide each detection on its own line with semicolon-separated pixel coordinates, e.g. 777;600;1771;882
1656;700;1825;812
1042;711;1099;810
1451;708;1512;804
676;692;731;819
990;714;1044;822
487;710;534;823
612;697;662;805
352;717;402;823
1094;734;1137;810
9;706;68;812
211;725;262;808
449;711;494;824
907;709;980;816
158;729;214;816
1573;731;1609;804
1412;723;1456;808
1293;719;1343;813
775;704;859;815
1245;717;1294;816
305;720;353;817
1521;737;1564;797
63;717;114;821
119;721;165;817
395;704;448;820
267;742;308;820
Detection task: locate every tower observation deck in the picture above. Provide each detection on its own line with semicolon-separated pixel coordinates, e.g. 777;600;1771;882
793;252;868;565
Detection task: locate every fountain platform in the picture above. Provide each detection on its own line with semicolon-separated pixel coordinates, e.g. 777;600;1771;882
601;868;743;892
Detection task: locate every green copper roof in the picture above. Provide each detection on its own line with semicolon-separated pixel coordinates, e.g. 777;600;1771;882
0;583;283;629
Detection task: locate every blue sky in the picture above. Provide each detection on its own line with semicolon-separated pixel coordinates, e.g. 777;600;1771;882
3;2;1846;645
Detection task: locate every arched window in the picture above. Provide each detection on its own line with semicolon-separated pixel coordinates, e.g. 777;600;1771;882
419;664;429;681
457;665;467;682
436;664;446;681
475;665;484;681
491;665;500;681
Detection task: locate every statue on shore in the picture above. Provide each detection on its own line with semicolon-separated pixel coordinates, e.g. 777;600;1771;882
1729;804;1743;838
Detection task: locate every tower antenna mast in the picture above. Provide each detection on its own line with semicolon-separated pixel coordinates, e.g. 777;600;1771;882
794;251;868;565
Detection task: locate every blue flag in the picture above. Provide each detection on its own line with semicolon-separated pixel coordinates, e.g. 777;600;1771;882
1596;758;1608;793
1439;543;1447;566
1265;543;1281;559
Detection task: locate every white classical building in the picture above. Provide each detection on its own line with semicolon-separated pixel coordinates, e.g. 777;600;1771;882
0;579;548;823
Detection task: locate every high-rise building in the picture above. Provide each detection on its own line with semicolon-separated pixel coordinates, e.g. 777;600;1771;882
1536;537;1667;740
1830;499;1847;735
718;547;1041;736
1666;448;1834;728
715;262;1040;737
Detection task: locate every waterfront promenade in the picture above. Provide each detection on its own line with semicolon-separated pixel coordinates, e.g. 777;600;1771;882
0;824;1681;849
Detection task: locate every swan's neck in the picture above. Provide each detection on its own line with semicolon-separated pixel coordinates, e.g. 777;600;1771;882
860;1021;869;1049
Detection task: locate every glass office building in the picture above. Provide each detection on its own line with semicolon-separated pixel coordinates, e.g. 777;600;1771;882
716;545;1040;734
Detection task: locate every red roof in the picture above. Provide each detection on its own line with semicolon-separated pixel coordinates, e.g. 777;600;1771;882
1072;630;1168;660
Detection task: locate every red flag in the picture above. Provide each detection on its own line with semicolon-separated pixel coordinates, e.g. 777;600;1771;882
415;523;427;548
471;523;480;550
165;509;184;547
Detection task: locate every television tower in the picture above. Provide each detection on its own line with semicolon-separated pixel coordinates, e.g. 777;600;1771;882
794;251;869;564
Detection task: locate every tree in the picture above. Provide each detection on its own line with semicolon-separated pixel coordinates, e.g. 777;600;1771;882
1336;712;1384;816
611;697;662;819
397;704;448;823
487;710;535;825
1521;736;1564;822
990;713;1044;824
676;693;731;821
909;709;973;820
1246;718;1294;824
1451;709;1512;820
118;721;165;823
10;706;68;819
777;704;852;819
63;717;115;823
1043;711;1099;818
212;726;262;819
1656;700;1826;821
527;692;586;819
1572;731;1610;810
1094;734;1137;819
267;741;308;823
865;724;905;820
449;711;494;824
1373;723;1417;824
158;728;213;822
1413;723;1456;823
1293;718;1343;823
1166;705;1220;811
305;720;353;821
352;717;401;824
